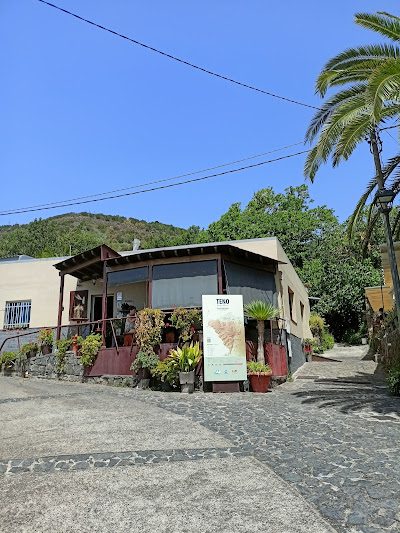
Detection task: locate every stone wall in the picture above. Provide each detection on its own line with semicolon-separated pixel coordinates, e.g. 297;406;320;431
28;353;84;381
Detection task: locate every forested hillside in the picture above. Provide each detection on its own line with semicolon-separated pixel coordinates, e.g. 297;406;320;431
0;212;187;258
0;186;384;340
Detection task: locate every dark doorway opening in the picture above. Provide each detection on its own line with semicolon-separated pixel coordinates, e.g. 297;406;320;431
92;295;114;322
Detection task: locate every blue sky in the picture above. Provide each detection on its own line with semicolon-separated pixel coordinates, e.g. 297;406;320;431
1;1;399;229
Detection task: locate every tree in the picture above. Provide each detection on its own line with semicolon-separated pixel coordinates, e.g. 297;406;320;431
244;301;279;364
304;10;400;325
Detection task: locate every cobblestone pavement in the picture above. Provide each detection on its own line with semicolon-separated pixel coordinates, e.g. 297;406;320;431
1;345;399;532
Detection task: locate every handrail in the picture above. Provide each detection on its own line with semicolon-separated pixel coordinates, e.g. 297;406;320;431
0;317;125;354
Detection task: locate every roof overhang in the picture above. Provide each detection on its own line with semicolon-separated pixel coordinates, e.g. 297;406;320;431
54;245;120;280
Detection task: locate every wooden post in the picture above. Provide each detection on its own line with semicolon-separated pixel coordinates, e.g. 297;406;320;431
56;274;65;340
217;256;223;294
101;261;108;345
147;265;153;307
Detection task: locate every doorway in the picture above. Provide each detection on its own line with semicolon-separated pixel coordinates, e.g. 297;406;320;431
92;295;114;322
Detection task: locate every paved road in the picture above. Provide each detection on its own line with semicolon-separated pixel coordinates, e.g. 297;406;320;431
0;345;399;533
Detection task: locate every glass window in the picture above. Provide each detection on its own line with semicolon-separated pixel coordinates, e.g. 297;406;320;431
4;300;31;329
224;261;277;305
108;266;148;286
152;260;218;308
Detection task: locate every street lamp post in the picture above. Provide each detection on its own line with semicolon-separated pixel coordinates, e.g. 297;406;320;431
375;188;400;327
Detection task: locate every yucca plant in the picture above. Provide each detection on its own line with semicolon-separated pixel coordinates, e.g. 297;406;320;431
244;301;279;365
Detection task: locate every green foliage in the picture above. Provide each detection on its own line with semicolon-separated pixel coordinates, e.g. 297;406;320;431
170;307;202;346
168;343;202;373
19;342;38;357
38;328;54;347
247;361;272;375
130;350;159;373
135;308;165;355
244;300;279;321
79;334;102;367
321;330;335;351
55;338;72;373
0;351;17;368
309;313;325;338
387;366;400;396
0;213;188;258
151;358;180;386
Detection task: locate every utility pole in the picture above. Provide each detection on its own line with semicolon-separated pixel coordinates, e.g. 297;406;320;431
370;128;400;328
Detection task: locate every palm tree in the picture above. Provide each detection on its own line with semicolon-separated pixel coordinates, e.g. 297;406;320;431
304;11;400;325
244;300;279;365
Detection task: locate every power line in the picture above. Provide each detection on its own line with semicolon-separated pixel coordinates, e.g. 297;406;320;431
37;0;319;111
0;149;309;216
2;141;305;214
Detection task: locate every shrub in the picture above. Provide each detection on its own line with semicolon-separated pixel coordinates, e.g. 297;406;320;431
130;350;159;374
38;328;54;347
135;308;165;354
309;313;325;338
0;351;17;369
80;334;102;367
170;307;202;346
56;338;72;373
19;342;38;357
151;358;180;386
387;366;400;396
321;330;334;351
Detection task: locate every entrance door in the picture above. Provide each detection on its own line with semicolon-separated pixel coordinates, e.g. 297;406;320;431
92;295;114;321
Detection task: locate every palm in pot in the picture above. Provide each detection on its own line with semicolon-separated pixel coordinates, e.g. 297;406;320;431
244;300;279;365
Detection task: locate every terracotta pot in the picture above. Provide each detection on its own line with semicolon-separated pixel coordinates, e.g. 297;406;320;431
248;373;271;393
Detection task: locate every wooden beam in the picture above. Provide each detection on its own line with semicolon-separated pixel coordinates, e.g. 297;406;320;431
56;274;65;341
101;261;108;345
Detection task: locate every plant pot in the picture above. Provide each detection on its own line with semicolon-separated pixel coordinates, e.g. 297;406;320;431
2;365;14;377
41;344;52;355
179;371;195;393
248;373;271;393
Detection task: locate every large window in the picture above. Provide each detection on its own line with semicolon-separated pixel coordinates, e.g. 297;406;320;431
224;261;277;305
108;266;148;286
4;300;31;329
152;261;218;309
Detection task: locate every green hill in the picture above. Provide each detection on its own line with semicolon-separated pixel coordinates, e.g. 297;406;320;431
0;212;188;258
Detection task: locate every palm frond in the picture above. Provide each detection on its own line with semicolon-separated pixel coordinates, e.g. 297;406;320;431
355;12;400;42
334;113;375;164
365;58;400;119
244;300;279;321
305;84;367;142
347;178;378;239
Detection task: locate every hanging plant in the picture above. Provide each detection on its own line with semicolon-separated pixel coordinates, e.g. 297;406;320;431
135;308;165;354
170;307;202;346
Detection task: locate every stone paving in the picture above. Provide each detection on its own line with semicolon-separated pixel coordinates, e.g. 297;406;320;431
0;345;399;532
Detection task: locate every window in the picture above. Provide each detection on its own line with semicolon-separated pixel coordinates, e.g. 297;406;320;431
152;261;218;309
4;300;31;329
300;302;305;321
224;261;277;305
288;288;295;322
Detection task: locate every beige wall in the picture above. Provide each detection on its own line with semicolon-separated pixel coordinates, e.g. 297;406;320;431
232;238;312;339
0;258;77;328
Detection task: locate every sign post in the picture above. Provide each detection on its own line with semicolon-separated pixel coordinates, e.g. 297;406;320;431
202;295;247;388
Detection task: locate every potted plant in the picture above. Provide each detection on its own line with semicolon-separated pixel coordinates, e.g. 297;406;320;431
55;338;72;374
170;307;202;346
0;351;17;376
38;328;54;355
151;358;180;391
247;360;272;393
130;350;159;389
168;342;202;393
79;333;102;368
244;300;279;365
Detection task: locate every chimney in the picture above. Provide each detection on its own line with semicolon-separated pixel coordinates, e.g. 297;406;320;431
132;239;141;251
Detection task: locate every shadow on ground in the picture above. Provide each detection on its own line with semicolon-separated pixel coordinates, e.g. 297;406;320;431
291;375;400;419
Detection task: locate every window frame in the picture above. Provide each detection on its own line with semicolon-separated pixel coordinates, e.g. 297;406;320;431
4;300;32;330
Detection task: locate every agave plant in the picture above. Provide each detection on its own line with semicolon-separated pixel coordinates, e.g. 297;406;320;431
244;301;279;365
